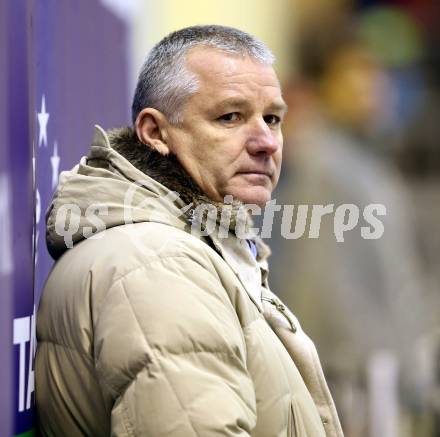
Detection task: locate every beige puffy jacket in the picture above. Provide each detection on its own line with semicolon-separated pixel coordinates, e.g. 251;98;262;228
36;126;343;437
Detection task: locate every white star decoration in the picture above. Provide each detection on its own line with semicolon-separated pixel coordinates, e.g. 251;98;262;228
51;141;60;189
37;95;49;147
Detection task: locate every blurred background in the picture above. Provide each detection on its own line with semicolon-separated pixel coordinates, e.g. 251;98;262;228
1;0;438;436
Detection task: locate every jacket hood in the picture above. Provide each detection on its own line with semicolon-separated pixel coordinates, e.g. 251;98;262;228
46;125;267;260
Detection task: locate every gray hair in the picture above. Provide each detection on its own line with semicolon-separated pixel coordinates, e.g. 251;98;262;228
131;25;275;125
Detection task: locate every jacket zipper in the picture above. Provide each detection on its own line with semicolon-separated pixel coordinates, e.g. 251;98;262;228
262;297;297;333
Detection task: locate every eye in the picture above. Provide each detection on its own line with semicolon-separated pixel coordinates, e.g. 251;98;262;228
263;114;281;126
218;112;240;123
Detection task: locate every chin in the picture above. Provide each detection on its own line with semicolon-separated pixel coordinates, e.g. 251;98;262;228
232;187;272;208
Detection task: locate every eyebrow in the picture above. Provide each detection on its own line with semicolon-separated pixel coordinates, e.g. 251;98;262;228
215;98;250;111
267;101;288;115
215;97;288;114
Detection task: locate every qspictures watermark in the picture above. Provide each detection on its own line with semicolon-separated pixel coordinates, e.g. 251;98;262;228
53;183;386;248
188;198;385;242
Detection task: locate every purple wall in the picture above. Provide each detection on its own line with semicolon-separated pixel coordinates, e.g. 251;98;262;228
2;1;130;435
1;1;13;435
9;2;35;433
32;0;130;306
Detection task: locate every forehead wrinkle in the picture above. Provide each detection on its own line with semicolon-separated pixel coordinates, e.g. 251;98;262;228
205;69;280;89
187;48;279;84
205;75;281;97
184;48;283;116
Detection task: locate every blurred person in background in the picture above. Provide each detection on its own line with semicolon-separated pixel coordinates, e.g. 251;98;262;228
392;3;440;434
270;13;432;437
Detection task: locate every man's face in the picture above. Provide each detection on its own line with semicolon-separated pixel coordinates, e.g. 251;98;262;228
166;47;286;207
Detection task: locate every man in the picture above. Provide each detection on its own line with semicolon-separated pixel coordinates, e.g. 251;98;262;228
36;25;343;436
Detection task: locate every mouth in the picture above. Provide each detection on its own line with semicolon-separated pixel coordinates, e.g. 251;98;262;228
238;170;273;178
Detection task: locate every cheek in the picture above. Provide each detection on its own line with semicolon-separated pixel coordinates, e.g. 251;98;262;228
181;124;245;177
199;133;241;166
273;146;283;184
188;127;222;156
274;138;283;166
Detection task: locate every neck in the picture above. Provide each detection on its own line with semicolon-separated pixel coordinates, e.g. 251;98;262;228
107;126;250;233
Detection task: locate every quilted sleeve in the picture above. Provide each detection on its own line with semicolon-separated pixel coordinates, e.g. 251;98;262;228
93;255;257;436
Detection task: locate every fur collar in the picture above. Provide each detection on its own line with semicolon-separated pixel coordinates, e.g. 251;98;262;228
107;127;207;208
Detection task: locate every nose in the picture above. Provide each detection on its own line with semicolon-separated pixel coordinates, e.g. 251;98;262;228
246;118;280;156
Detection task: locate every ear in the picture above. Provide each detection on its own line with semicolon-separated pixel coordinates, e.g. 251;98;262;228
135;108;171;156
